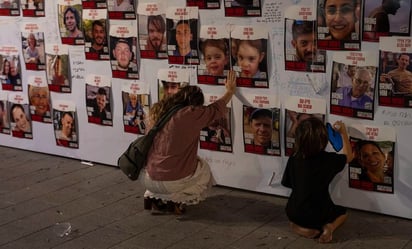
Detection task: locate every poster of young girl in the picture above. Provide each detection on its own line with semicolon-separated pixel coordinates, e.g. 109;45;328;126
0;46;22;91
45;44;71;93
198;25;230;85
284;5;326;72
348;123;396;193
53;100;78;148
21;22;46;71
231;25;268;88
243;93;280;156
21;0;44;17
317;0;361;50
109;24;139;79
330;51;377;120
187;0;220;9
83;9;109;60
137;2;167;59
57;0;85;46
157;68;190;100
284;96;326;157
199;93;232;153
224;0;261;17
122;81;150;135
28;75;51;123
379;36;412;108
363;0;411;42
8;92;32;139
166;6;200;65
0;92;10;135
85;74;112;126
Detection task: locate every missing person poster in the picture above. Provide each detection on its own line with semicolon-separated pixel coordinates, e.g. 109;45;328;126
22;0;44;17
53;100;78;148
28;75;51;123
330;51;377;120
157;68;190;100
82;0;107;9
348;123;396;193
85;74;112;126
224;0;261;17
8;92;32;139
231;25;268;88
198;25;230;85
45;44;71;93
166;6;200;65
0;92;10;134
363;0;411;42
138;2;167;59
284;5;326;72
122;81;149;135
187;0;220;9
284;96;326;157
0;45;22;91
83;9;109;60
200;93;232;153
20;22;46;71
0;0;20;16
243;93;280;156
107;0;135;19
57;0;85;46
317;0;362;50
378;36;412;108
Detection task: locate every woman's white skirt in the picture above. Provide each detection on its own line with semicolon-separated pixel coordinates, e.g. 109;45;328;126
141;157;215;205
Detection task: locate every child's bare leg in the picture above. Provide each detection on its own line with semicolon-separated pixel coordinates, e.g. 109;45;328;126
289;222;321;239
319;213;347;243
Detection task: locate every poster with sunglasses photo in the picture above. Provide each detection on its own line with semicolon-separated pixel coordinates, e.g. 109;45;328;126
0;0;20;16
199;93;233;153
330;51;377;120
157;68;190;100
348;123;396;193
187;0;220;9
378;36;412;108
8;92;32;139
284;5;326;72
284;96;326;157
224;0;261;17
243;94;280;156
20;22;46;71
198;25;230;85
137;2;168;59
21;0;44;17
317;0;361;50
166;6;200;65
82;0;107;9
28;75;51;123
363;0;411;42
0;92;10;135
121;81;150;135
231;25;268;88
85;74;112;126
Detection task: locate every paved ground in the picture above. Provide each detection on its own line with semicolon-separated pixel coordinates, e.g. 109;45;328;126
0;145;411;249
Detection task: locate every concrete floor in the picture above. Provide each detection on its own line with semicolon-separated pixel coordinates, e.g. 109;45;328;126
0;145;411;249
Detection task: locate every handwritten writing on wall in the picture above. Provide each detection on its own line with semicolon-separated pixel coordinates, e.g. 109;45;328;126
257;1;283;23
381;109;412;127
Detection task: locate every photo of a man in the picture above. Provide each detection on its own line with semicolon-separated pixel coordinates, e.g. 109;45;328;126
110;37;138;78
89;20;108;56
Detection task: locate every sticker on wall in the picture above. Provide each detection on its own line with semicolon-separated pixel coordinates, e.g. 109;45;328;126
378;36;412;108
284;96;326;157
224;0;261;17
28;75;51;123
107;0;135;19
0;91;10;135
363;0;411;42
109;24;139;79
0;45;22;91
231;25;268;88
85;74;112;126
187;0;220;9
200;93;233;153
157;68;190;100
20;22;46;71
57;0;85;45
45;44;71;93
83;9;109;60
316;0;361;50
166;6;200;65
348;123;396;193
53;100;78;148
8;92;32;139
330;51;377;120
197;25;230;85
21;0;44;17
137;2;168;59
121;81;150;135
242;94;280;156
284;5;326;73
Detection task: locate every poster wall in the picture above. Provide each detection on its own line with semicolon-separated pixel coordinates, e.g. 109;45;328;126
0;0;412;220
